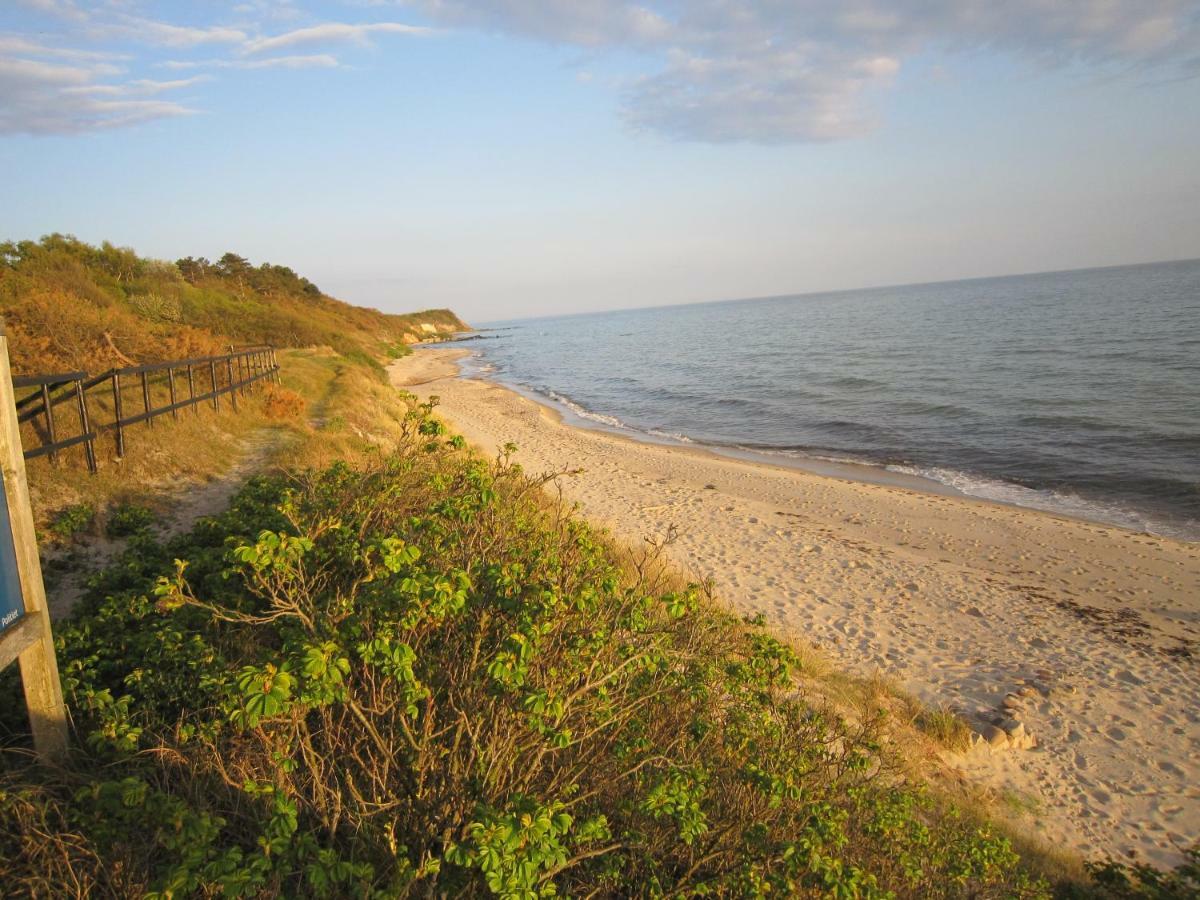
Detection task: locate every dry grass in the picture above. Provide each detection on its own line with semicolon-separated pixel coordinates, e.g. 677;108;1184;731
24;348;399;547
915;705;975;753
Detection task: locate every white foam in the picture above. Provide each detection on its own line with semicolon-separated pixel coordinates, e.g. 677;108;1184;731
648;428;694;443
885;464;1172;535
546;390;627;430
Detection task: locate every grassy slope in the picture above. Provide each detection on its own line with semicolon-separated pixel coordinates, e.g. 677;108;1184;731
0;234;466;374
0;235;464;542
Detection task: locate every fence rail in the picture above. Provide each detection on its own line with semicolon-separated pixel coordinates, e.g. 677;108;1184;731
12;346;279;473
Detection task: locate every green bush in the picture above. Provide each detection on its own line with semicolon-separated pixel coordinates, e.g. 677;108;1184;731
105;503;156;538
1;401;1054;897
48;502;95;542
385;341;413;359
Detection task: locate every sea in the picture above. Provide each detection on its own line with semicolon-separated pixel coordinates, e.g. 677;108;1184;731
459;260;1200;540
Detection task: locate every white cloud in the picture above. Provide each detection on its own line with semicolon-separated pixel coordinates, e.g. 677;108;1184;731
406;0;1200;143
162;54;340;71
54;76;207;98
0;56;196;134
100;15;248;48
0;33;127;62
5;1;1195;141
0;6;425;135
405;0;667;46
623;45;898;143
242;22;430;55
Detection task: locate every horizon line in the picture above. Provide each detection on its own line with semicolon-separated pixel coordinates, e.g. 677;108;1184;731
477;255;1200;326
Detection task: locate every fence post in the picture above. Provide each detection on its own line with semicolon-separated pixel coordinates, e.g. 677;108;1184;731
74;379;96;474
167;366;179;421
111;372;125;457
140;371;152;429
187;364;197;415
226;357;238;412
210;360;220;412
40;384;58;464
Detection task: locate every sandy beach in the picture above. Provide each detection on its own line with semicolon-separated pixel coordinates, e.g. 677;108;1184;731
390;346;1199;869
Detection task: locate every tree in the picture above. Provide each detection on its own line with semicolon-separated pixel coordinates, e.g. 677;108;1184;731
215;252;251;278
176;257;210;285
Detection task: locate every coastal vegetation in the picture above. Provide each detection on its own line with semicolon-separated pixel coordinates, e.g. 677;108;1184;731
1;236;462;543
0;234;464;374
3;386;1050;897
0;237;1191;897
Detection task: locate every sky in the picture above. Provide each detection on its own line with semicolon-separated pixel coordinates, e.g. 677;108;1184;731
1;1;1199;322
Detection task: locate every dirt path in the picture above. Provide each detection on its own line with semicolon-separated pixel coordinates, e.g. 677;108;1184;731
44;427;291;619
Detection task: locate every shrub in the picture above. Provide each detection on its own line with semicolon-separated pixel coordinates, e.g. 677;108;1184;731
0;401;1052;897
386;341;413;359
260;383;306;420
127;292;183;324
47;502;95;542
105;503;155;538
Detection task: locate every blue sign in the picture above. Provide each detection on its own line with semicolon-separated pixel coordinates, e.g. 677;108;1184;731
0;476;24;633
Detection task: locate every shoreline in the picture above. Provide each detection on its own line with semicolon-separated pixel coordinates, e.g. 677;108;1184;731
456;352;1193;543
488;373;970;499
453;348;1195;542
391;346;1200;869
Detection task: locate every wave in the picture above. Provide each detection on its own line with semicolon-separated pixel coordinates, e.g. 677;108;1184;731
542;390;696;444
884;464;1181;536
484;373;1195;538
648;428;694;443
544;390;627;430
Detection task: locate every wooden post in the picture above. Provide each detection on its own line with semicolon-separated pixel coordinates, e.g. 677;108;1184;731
40;384;57;463
74;379;96;474
167;366;179;421
112;372;125;457
226;358;238;412
210;360;220;412
0;323;69;762
140;371;152;428
187;364;197;415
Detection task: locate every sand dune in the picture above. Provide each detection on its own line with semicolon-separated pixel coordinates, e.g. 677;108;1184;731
391;347;1199;869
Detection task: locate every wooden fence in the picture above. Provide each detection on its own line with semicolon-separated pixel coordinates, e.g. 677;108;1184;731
12;346;280;473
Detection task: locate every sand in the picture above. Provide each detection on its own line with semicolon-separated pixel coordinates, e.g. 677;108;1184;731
390;346;1199;869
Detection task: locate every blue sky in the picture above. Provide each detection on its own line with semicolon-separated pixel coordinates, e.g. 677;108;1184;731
2;1;1198;322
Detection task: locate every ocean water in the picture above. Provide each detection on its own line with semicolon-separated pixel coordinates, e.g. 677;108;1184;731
463;260;1200;540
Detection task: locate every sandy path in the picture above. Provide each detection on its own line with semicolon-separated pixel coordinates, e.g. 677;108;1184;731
46;427;292;619
392;346;1199;870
